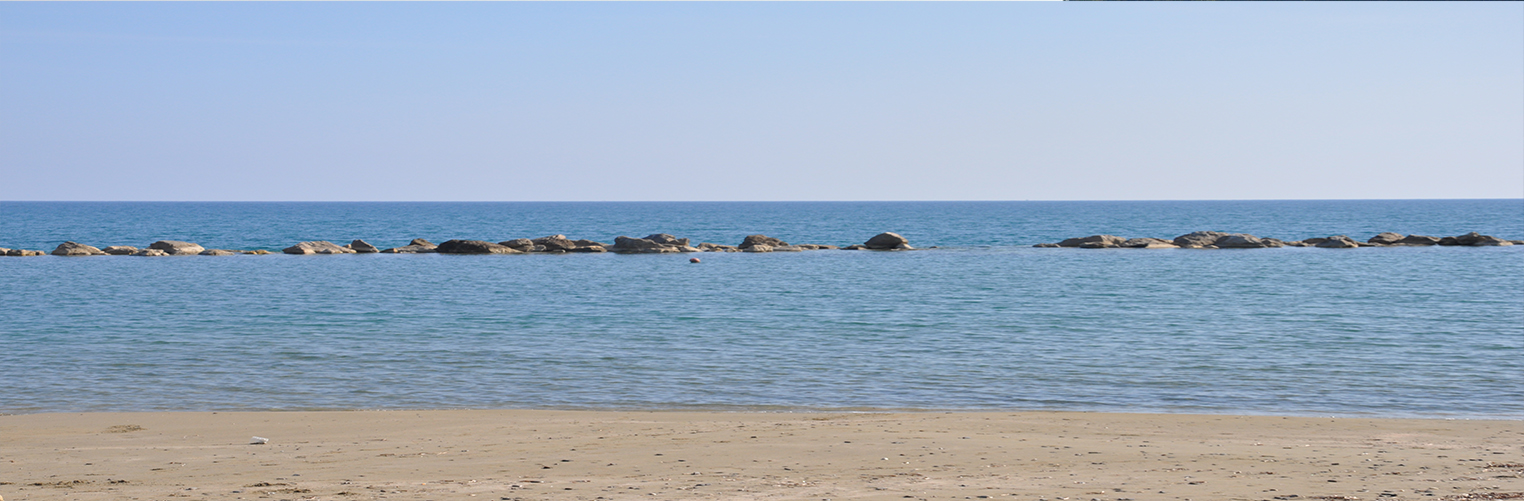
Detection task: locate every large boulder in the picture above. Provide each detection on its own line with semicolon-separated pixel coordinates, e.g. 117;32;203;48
1121;238;1176;249
1216;234;1282;249
610;235;691;253
533;235;577;251
102;246;139;255
499;239;535;251
149;240;204;255
381;238;438;253
1439;232;1511;246
1368;232;1405;245
348;239;380;253
284;241;357;255
51;241;107;256
1314;235;1360;248
435;239;520;254
1396;234;1440;246
1059;235;1125;248
863;232;912;250
739;235;787;250
1172;231;1232;249
643;234;690;247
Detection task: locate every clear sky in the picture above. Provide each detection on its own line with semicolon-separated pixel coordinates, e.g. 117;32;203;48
2;2;1520;202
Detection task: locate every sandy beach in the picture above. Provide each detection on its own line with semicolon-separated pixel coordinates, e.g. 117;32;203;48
1;410;1520;501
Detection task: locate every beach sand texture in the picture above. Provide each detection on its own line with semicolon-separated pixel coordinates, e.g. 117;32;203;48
1;410;1520;501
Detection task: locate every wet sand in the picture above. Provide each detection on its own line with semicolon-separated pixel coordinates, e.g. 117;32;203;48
1;410;1520;500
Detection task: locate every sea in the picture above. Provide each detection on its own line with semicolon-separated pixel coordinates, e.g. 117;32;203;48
1;200;1520;419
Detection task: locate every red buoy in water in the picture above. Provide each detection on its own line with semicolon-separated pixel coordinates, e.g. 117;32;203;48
689;257;701;263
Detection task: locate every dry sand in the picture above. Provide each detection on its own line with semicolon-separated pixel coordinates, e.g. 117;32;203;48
1;410;1520;501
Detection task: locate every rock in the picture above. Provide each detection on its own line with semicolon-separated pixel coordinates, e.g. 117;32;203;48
1032;243;1061;248
643;234;690;247
1368;232;1405;245
499;239;536;251
132;248;170;256
243;249;273;255
610;236;680;254
533;235;578;251
864;232;912;250
1172;231;1234;249
1440;232;1511;246
348;240;380;253
51;241;107;256
1058;235;1125;248
842;244;869;250
738;235;787;250
812;244;840;250
435;239;520;254
5;248;43;256
1315;235;1360;248
772;245;806;252
1396;234;1440;246
102;246;138;255
572;239;607;247
1216;234;1282;249
697;242;739;252
1120;238;1176;249
148;240;205;255
380;238;438;253
742;244;774;253
283;241;357;255
199;249;238;256
567;245;608;253
0;247;8;254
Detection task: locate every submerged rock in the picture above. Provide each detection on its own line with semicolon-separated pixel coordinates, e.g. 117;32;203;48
348;239;380;253
284;241;357;255
102;246;139;255
131;248;170;256
435;239;521;254
864;232;912;250
50;241;107;256
243;249;273;255
199;249;238;256
1031;243;1062;248
149;240;205;255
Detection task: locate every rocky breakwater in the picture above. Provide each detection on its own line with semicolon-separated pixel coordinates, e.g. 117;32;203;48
1037;231;1521;249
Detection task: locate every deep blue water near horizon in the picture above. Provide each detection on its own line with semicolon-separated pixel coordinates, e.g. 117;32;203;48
1;200;1521;418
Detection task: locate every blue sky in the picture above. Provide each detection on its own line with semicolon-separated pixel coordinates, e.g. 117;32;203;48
2;3;1520;201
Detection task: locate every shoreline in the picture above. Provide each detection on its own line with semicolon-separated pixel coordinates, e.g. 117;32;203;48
4;409;1520;500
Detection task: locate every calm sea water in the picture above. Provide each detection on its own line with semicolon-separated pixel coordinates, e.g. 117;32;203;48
1;200;1521;418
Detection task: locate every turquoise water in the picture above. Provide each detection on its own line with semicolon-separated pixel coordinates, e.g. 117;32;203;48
1;200;1521;418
